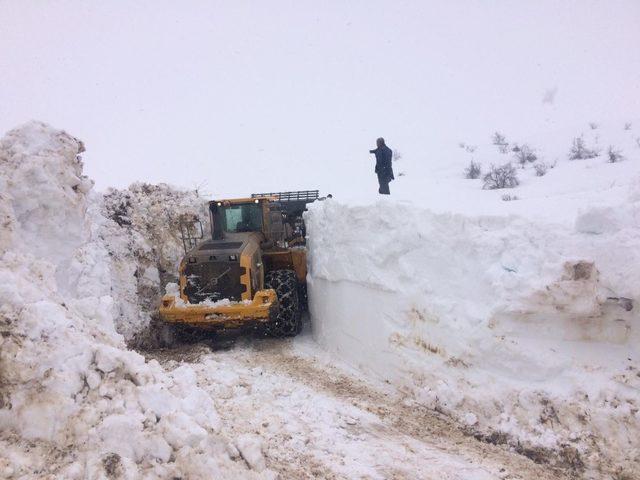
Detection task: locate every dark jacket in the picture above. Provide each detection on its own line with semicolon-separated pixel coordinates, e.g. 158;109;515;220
369;145;394;181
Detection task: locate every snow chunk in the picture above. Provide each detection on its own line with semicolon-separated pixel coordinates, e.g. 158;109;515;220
235;434;267;472
463;412;478;426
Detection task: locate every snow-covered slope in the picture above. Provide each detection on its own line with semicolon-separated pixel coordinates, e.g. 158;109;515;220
0;122;271;479
344;121;640;222
306;128;640;477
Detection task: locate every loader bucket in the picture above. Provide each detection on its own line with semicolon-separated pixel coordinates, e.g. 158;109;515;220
159;289;278;329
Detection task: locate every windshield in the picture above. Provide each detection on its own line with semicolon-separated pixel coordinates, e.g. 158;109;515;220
220;203;263;233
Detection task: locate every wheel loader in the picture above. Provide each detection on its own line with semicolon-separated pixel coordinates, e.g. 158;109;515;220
159;190;321;337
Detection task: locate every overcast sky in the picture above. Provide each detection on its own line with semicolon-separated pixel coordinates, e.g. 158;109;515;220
1;1;639;196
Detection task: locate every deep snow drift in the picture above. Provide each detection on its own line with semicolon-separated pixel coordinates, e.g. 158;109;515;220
306;127;640;478
0;122;272;479
2;119;639;479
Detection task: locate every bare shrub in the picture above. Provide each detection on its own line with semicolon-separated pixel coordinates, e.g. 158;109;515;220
464;161;482;179
492;132;510;154
607;146;624;163
513;143;537;167
569;136;599;160
624;122;632;131
501;194;518;201
534;162;549;176
458;142;476;153
393;150;403;161
483;163;519;190
589;122;598;130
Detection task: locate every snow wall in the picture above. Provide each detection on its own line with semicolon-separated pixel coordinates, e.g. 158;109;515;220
0;122;272;479
306;198;640;478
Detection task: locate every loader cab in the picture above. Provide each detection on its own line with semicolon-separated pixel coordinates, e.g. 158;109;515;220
208;191;320;246
212;200;264;236
209;197;272;240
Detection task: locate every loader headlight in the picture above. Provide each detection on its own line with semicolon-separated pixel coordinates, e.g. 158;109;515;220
254;199;259;203
228;254;238;261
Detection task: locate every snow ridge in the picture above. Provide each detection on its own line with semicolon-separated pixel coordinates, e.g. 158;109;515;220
306;198;640;477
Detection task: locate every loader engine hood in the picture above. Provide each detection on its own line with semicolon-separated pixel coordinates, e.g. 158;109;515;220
181;236;250;303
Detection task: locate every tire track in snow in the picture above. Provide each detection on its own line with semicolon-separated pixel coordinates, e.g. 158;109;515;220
250;341;572;480
148;339;571;480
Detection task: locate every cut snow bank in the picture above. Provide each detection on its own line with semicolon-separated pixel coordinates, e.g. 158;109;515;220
306;198;640;477
101;183;210;342
0;122;271;479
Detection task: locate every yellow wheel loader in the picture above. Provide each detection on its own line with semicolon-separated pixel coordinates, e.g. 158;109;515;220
159;190;321;337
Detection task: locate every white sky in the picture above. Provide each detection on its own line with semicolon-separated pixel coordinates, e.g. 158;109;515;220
1;1;639;197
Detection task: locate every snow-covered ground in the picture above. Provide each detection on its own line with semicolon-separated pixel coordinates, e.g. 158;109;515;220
306;123;640;477
146;334;572;480
1;121;639;479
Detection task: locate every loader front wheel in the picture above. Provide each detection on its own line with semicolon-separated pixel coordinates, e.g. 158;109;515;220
264;270;302;337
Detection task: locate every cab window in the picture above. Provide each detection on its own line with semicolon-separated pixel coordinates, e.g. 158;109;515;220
221;203;263;233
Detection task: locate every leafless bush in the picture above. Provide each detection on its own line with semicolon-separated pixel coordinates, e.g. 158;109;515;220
458;142;477;153
501;194;518;201
534;162;549;176
464;161;482;179
607;146;624;163
393;150;403;161
492;132;510;154
569;136;599;160
589;122;598;130
624;122;632;131
483;163;519;190
513;143;537;167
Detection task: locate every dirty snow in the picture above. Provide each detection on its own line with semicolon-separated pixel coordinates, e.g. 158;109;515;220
101;183;210;343
147;338;570;480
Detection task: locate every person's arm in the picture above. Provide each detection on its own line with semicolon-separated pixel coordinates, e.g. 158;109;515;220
369;149;376;154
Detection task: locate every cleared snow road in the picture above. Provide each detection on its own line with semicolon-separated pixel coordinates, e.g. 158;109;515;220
145;329;570;480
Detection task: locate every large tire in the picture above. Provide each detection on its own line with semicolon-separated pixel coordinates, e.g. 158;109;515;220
264;270;302;337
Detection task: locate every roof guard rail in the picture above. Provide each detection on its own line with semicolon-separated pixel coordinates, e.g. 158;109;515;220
251;190;319;202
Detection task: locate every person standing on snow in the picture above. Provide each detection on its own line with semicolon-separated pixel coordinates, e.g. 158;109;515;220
369;137;394;195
